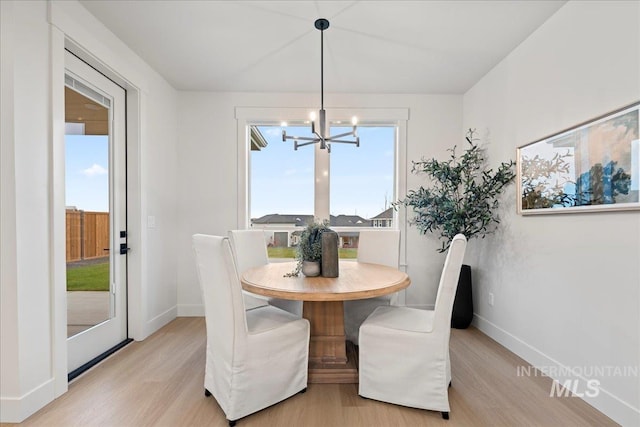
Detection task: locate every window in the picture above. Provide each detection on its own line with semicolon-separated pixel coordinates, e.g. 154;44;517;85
236;107;408;262
250;125;314;219
330;126;395;220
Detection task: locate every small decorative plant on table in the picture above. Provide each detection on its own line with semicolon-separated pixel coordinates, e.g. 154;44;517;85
285;220;331;277
395;128;516;328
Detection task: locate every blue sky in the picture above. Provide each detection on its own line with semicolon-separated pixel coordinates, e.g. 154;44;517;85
65;134;109;212
251;125;394;219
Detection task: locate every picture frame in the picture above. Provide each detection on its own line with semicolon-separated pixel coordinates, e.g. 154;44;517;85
517;101;640;215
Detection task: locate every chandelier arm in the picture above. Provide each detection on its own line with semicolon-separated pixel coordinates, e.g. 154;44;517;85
327;130;357;139
326;139;359;145
284;135;321;142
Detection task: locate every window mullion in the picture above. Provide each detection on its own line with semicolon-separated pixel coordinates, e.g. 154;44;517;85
314;139;330;222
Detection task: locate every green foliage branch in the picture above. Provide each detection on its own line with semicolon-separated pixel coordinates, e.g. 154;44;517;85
395;129;516;252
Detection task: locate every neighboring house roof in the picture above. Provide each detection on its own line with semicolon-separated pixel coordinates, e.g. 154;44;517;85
371;207;393;220
249;125;268;151
331;215;371;227
251;214;314;226
251;213;371;227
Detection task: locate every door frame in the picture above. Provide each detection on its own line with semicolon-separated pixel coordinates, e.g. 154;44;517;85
51;31;143;397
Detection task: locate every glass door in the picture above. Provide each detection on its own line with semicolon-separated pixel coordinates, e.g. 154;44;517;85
65;51;127;374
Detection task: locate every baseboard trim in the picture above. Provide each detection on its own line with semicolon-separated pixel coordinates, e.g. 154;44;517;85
143;305;177;339
0;378;55;423
177;303;204;317
473;313;640;426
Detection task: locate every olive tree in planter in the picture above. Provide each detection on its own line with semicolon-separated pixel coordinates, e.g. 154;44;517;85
395;129;515;328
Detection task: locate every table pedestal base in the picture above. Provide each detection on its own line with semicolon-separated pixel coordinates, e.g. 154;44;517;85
303;300;359;383
308;341;358;383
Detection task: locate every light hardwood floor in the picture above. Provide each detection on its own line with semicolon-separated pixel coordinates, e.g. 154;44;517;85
7;317;616;427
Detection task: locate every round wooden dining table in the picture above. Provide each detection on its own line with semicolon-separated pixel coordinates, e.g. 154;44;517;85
241;261;410;383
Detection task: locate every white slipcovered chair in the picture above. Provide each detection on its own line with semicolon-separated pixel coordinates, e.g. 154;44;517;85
343;229;400;344
192;234;310;426
228;229;302;315
358;234;467;420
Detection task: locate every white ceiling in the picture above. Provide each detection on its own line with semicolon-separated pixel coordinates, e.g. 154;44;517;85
80;0;566;94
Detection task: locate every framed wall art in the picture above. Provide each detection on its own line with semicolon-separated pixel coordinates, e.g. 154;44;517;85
517;101;639;215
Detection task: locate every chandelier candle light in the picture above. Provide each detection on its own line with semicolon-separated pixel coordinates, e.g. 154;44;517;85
282;18;360;153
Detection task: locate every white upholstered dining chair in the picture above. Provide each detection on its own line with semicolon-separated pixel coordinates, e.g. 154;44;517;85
358;234;467;420
228;229;302;315
192;234;310;426
343;229;400;344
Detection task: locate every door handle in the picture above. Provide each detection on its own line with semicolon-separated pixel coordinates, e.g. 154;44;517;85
119;243;130;255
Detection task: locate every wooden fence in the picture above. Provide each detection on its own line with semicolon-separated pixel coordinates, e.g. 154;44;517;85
66;210;110;262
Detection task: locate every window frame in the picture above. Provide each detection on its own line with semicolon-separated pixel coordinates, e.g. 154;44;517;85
235;106;409;303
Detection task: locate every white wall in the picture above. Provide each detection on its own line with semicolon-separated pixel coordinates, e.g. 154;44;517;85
1;2;58;421
176;92;462;315
463;1;640;425
0;0;179;422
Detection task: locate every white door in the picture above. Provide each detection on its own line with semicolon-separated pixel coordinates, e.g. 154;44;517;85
65;51;128;374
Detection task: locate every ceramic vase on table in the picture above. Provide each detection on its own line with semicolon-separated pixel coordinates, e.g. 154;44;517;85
301;260;321;277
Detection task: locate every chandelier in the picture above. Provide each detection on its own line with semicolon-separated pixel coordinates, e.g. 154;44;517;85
282;18;359;153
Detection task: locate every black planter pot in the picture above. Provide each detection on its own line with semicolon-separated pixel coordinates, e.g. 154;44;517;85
451;264;473;329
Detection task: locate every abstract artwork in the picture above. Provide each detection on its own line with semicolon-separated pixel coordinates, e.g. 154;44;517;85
517;102;639;214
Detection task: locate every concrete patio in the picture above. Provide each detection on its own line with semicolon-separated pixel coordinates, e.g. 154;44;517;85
67;291;110;337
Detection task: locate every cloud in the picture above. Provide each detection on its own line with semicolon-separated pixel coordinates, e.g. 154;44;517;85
82;164;108;177
263;127;283;137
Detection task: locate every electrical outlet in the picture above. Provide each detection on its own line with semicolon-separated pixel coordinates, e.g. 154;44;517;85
488;292;494;306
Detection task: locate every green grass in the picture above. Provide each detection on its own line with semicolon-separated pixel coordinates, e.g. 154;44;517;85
267;247;297;258
67;262;110;291
267;247;358;259
338;248;357;259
